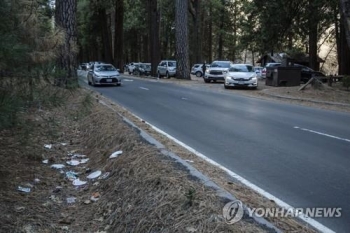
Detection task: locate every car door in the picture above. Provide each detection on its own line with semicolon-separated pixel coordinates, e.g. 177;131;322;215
159;62;166;75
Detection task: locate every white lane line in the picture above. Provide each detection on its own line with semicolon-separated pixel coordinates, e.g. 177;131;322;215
294;126;350;143
127;113;335;233
123;79;134;82
139;87;149;91
181;97;188;100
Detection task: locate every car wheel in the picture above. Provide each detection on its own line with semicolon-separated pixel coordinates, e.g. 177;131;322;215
224;84;229;89
158;71;162;79
92;77;96;86
166;72;170;79
88;76;91;85
204;79;210;83
195;71;202;77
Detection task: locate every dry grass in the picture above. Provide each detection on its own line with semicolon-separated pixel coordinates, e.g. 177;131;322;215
0;88;268;233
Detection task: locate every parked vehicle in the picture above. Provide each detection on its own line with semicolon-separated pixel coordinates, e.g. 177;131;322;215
79;63;88;70
204;60;233;83
224;64;258;89
157;60;176;78
87;63;121;86
133;63;151;76
261;63;281;78
254;66;263;79
191;63;210;77
127;62;141;74
293;64;327;83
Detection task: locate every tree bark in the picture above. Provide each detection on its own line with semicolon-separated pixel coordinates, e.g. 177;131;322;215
175;0;190;79
339;0;350;49
100;9;112;63
114;0;124;71
339;14;350;75
148;0;161;76
55;0;78;87
308;0;318;70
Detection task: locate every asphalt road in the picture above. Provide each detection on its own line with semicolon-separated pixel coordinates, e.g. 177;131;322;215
79;74;350;232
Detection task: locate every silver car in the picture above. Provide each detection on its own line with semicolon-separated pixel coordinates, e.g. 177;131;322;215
87;64;121;86
157;60;176;78
191;64;210;77
204;61;232;83
224;64;258;89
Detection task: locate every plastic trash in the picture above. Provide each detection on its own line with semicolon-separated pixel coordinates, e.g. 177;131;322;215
66;160;80;166
66;197;76;204
98;172;110;180
18;186;31;193
87;171;102;179
34;178;40;183
72;179;87;186
61;143;68;146
90;192;101;202
185;160;194;163
42;159;49;164
109;150;123;158
80;158;89;164
44;144;52;149
51;164;65;169
66;171;78;181
71;154;87;158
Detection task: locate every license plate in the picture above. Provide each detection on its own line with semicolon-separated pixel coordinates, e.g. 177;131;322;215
106;79;112;82
238;81;244;84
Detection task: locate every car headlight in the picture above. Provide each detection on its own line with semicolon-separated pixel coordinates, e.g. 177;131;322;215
223;71;228;74
93;73;100;78
248;75;257;81
226;76;233;80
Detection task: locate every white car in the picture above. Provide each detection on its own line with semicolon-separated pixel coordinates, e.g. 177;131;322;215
204;60;232;83
157;60;177;78
87;64;121;86
127;62;141;74
224;64;258;89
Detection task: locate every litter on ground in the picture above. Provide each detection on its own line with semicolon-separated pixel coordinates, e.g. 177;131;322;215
109;150;123;158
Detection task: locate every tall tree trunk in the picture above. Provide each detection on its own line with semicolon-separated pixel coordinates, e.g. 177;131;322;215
339;0;350;48
339;14;350;75
100;9;112;63
218;12;224;59
114;0;124;71
55;0;78;87
189;0;202;63
175;0;190;79
149;0;161;76
142;35;149;62
208;2;213;63
308;0;318;70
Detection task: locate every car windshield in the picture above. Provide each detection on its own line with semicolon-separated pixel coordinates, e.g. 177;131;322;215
168;62;176;67
96;65;116;71
229;65;254;72
210;62;230;68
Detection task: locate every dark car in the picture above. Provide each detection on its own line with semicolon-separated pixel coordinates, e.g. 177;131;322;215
294;64;327;83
